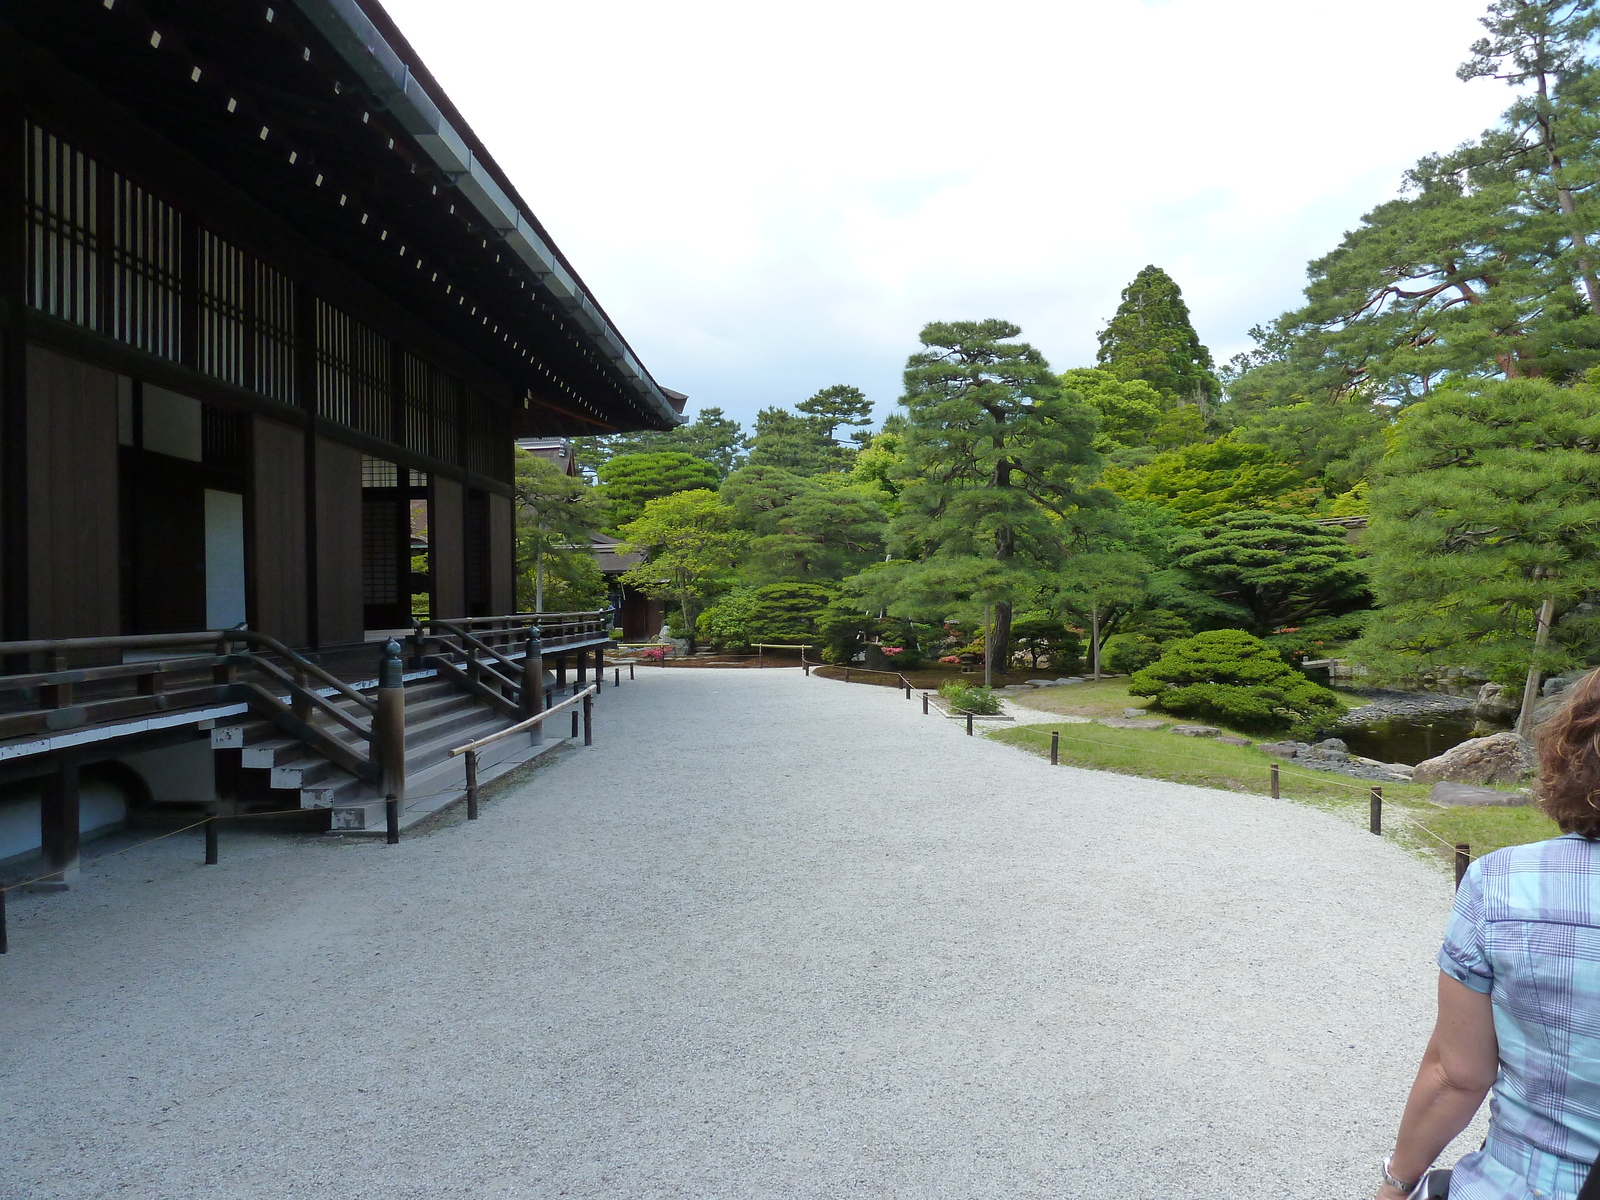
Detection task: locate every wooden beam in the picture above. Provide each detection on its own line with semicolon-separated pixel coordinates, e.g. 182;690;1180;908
40;755;81;880
0;94;28;642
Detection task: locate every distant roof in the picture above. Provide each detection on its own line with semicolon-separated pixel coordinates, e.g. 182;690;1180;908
515;437;579;476
590;536;644;575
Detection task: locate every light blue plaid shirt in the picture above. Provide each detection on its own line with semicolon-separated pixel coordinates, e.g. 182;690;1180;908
1439;834;1600;1200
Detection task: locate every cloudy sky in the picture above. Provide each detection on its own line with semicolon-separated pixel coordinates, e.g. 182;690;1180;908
381;0;1513;430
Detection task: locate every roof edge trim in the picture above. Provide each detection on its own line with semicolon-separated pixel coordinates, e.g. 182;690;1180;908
286;0;683;427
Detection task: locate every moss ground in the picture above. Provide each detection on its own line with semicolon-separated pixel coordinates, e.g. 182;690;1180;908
987;679;1557;872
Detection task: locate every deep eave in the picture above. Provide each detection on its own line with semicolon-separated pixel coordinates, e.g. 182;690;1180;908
2;0;685;436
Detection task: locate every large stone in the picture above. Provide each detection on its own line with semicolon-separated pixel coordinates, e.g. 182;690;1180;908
1217;736;1253;747
1122;708;1148;718
1026;679;1057;687
1257;743;1300;759
1096;717;1166;730
1314;737;1347;753
1412;731;1532;787
1170;724;1220;738
1472;681;1518;724
1430;781;1530;807
1056;677;1086;685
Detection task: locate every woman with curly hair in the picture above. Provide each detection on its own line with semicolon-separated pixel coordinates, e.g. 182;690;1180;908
1376;671;1600;1199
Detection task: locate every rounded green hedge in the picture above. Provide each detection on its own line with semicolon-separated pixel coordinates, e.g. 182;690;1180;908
1127;629;1342;737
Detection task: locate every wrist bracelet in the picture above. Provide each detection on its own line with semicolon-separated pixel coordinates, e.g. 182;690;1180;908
1383;1154;1419;1195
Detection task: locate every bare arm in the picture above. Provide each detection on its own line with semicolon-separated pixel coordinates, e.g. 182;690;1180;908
1375;971;1498;1200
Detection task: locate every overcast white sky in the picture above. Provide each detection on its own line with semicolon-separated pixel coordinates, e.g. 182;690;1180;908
380;0;1514;429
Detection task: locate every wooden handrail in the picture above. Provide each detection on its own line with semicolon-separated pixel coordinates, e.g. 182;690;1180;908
449;685;597;757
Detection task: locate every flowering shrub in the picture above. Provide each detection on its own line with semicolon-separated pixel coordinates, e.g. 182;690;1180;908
881;646;904;657
939;654;961;665
639;645;670;664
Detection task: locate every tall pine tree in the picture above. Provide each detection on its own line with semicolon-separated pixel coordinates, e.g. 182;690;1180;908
862;319;1104;675
1096;266;1219;410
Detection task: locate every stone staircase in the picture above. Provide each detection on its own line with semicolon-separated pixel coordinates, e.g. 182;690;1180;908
209;675;567;832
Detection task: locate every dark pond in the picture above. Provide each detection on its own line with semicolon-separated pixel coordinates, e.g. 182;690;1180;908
1336;712;1501;766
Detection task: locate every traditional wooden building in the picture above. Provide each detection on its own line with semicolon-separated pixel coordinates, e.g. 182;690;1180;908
0;0;683;874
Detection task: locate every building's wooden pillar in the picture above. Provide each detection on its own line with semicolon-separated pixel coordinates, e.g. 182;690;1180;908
293;280;319;645
0;98;29;642
555;654;567;693
40;757;81;880
577;645;588;689
430;475;464;620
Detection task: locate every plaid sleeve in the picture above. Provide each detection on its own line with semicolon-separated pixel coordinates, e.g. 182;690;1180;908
1438;859;1493;994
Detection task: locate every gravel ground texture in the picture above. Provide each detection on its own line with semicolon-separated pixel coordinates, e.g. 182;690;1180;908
0;667;1483;1199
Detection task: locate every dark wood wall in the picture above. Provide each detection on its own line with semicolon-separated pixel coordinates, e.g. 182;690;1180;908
26;345;118;638
431;476;464;620
488;492;514;616
250;416;306;646
314;435;363;645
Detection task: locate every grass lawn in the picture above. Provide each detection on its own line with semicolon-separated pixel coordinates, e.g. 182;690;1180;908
988;680;1558;872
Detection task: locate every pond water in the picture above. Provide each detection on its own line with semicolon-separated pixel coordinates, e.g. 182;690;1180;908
1336;711;1499;766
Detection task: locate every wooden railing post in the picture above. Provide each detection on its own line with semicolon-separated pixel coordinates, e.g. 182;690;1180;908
374;639;406;804
522;626;545;747
593;640;604;700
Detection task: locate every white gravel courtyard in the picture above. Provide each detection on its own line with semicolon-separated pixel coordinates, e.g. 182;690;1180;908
1;667;1478;1199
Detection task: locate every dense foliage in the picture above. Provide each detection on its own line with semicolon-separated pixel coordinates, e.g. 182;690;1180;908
1128;630;1345;737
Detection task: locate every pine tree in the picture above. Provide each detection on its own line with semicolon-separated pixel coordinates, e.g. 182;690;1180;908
861;319;1103;676
795;384;873;444
1096;266;1219;409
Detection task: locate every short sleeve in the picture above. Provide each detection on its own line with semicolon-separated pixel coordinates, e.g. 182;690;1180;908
1438;859;1493;994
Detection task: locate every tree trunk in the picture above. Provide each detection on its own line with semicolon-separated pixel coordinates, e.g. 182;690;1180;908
1516;593;1557;740
535;549;544;612
1091;603;1101;682
987;601;1012;680
1534;77;1600;317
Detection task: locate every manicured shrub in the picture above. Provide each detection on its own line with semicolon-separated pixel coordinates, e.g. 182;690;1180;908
1102;633;1164;675
938;680;1001;715
1128;628;1342;736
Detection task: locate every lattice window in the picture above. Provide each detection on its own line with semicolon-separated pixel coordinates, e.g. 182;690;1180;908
316;301;390;436
403;354;460;465
200;232;296;404
108;174;182;360
361;455;398;488
362;498;399;605
462;394;506;480
25;124;99;329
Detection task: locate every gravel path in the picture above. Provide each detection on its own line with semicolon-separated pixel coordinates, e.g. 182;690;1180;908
1;668;1481;1199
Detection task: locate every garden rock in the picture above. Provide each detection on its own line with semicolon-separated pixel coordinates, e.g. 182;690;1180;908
1411;731;1532;787
1122;708;1148;718
1170;725;1221;737
1314;737;1347;753
1472;682;1518;724
1217;736;1253;747
1257;742;1301;759
1056;677;1085;685
1096;717;1166;730
1026;679;1056;687
1304;746;1350;763
1429;781;1529;807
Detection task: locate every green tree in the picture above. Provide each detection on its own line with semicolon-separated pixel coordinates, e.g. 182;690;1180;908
1096;266;1220;409
1349;376;1600;692
879;318;1104;675
1060;367;1165;453
1129;629;1344;737
1101;437;1316;526
597;451;720;530
746;407;843;474
1165;512;1370;637
796;384;873;444
575;407;748;479
616;490;747;654
513;450;608;612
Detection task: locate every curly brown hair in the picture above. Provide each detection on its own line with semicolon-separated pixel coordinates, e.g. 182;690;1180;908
1536;668;1600;838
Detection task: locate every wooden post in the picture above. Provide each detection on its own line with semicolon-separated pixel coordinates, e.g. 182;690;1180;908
385;794;399;845
571;709;579;739
965;713;974;736
374;639;407;807
583;691;593;746
521;626;545;746
614;667;620;688
629;662;634;681
556;653;567;695
1455;844;1471;890
1369;786;1382;835
577;646;588;691
984;603;992;690
204;816;218;865
40;757;81;882
1050;730;1059;765
1517;592;1558;738
1091;602;1102;683
758;645;764;669
1270;762;1279;799
922;692;929;715
465;749;479;820
292;667;313;724
593;642;604;698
